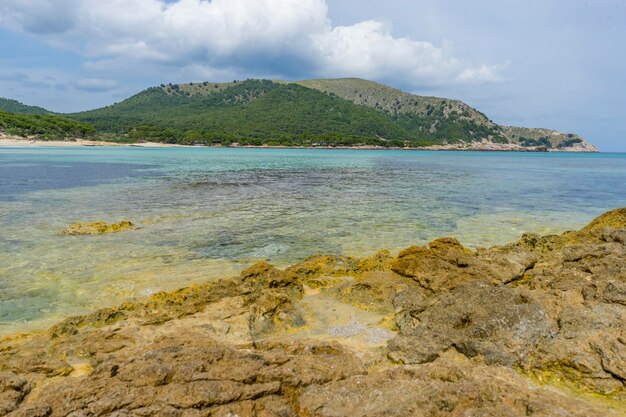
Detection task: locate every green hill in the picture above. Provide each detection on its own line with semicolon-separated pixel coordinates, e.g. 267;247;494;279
0;111;95;140
68;79;510;146
71;80;431;146
0;78;596;149
0;98;50;115
294;78;505;141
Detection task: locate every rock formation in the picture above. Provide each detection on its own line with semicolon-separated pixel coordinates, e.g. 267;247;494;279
62;221;135;236
2;209;626;416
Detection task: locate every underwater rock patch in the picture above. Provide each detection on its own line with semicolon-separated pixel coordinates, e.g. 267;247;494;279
62;220;135;235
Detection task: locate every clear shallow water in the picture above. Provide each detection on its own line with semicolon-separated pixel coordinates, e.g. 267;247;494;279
1;147;625;335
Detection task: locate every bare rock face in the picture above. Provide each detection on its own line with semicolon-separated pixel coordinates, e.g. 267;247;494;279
388;282;552;367
582;207;626;232
387;268;626;395
387;207;626;400
298;357;621;417
0;373;29;416
2;208;626;416
8;336;362;417
390;238;537;292
523;241;626;395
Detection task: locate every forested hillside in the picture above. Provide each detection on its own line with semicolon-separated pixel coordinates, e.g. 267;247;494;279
0;111;95;140
68;79;506;146
0;78;596;150
0;98;49;115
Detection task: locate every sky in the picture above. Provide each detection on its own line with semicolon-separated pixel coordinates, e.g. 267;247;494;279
0;0;624;151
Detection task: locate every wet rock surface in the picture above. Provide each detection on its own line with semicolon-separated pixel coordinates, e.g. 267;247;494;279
2;208;626;416
62;221;135;235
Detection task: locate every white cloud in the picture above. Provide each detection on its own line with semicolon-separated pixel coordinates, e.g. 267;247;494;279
314;20;503;85
0;0;506;87
457;63;509;83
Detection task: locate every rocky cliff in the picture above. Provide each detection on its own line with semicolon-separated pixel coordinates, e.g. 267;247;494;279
2;209;626;416
502;126;598;152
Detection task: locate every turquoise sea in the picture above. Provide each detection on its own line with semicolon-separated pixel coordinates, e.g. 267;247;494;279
1;147;625;335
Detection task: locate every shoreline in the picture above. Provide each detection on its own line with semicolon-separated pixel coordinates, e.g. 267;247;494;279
0;136;599;152
1;208;625;415
0;137;188;148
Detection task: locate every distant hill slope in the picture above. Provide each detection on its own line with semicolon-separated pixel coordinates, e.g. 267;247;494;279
1;78;597;150
0;98;50;115
295;78;504;137
293;78;597;151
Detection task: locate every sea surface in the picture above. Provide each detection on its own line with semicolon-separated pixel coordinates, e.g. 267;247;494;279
1;147;625;335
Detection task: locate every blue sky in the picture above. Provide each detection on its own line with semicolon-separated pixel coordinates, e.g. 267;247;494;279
0;0;624;151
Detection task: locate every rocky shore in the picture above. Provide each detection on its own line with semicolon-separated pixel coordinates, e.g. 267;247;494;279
2;208;626;416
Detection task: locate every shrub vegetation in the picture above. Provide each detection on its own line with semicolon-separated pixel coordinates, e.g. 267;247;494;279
0;111;95;140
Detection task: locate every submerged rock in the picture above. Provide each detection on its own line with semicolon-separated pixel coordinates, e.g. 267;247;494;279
62;220;135;235
2;208;626;416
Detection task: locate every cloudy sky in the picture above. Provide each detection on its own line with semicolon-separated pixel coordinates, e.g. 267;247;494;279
0;0;624;150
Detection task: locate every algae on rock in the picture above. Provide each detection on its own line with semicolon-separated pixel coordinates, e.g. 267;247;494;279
62;220;135;235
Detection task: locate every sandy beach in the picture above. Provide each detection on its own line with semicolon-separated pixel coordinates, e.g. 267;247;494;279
0;137;542;151
0;135;595;152
0;137;190;148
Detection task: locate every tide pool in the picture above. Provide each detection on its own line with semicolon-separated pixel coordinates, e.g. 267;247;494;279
1;147;625;335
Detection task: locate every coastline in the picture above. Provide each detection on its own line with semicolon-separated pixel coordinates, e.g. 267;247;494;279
0;137;188;148
0;135;598;152
1;208;625;415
